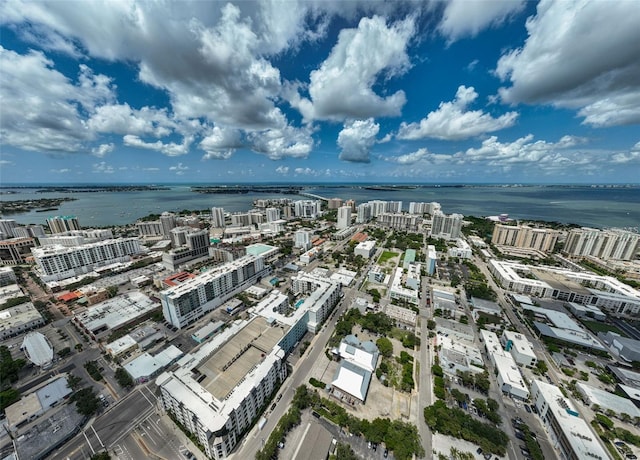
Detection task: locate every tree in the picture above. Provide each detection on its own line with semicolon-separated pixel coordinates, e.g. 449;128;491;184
90;453;111;460
427;320;436;330
334;442;358;460
0;388;20;410
71;388;100;416
535;360;548;375
115;367;134;389
376;337;393;358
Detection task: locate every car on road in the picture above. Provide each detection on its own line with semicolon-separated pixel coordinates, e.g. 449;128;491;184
384;448;388;458
524;404;532;413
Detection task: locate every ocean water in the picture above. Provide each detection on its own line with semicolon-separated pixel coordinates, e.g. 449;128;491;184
1;184;638;230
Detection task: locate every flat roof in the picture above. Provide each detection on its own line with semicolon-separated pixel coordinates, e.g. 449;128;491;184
245;243;279;257
577;382;640;418
196;317;285;400
0;302;43;334
124;345;183;380
74;291;157;334
534;322;606;351
522;304;582;331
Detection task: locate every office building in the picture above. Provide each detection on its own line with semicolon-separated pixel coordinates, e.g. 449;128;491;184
163;228;210;271
492;224;560;253
136;220;164;238
337;206;352;230
211;207;226;228
160;254;268;328
0;219;18;239
354;240;376;259
0;237;36;265
531;380;609;460
0;267;17;286
426;245;437;275
46;216;80;233
565;227;640;261
32;237;144;281
356;203;372;223
501;330;537;367
430;212;463;240
389;267;419;305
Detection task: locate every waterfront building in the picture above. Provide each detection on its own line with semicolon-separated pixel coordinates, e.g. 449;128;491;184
159;212;177;236
0;237;36;265
356;203;372;223
565;227;640;261
367;200;388;217
136;220;164;238
337;206;352;229
492;223;560;253
430;211;463;240
32;237;144;281
327;198;343;209
531;380;609;460
344;199;356;211
160;254;268;328
294;200;322;218
230;211;264;227
211;207;226;228
46;215;80;233
408;201;441;215
0;219;18;239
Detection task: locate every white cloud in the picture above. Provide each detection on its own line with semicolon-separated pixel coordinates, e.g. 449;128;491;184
397;86;518;140
169;162;189;175
88;104;175;137
439;0;525;43
92;161;114;174
123;135;191;157
247;124;314;160
91;143;114;158
611;141;640;164
50;168;70;174
0;160;14;167
275;166;289;175
337;118;380;163
0;47;110;153
290;15;414;122
393;148;429;165
199;126;243;160
496;0;640;127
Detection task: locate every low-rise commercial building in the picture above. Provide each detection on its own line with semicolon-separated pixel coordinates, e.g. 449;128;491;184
501;330;537;367
331;335;379;403
389;267;419;305
0;302;45;340
531;380;610;460
354;240;376;259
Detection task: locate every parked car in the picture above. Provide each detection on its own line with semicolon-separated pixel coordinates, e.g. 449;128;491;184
524;404;532;413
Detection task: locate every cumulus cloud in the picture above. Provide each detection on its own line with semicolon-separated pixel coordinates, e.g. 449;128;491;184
275;166;289;175
199;126;243;160
338;119;380;163
169;162;189;175
496;0;640;127
92;161;114;174
0;47;110;153
88;104;175;137
397;86;518;140
123;135;192;157
290;15;415;121
247;124;314;160
91;143;114;158
439;0;525;43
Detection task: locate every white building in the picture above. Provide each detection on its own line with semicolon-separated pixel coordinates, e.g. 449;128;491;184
337;206;352;230
0;219;18;239
22;332;54;368
577;382;640;419
291;272;342;333
448;239;472;259
294;229;312;250
565;227;640;261
430;212;463;240
531;380;610;460
426;245;437;275
160;255;268;328
408;201;440;215
501;330;537;367
331;335;379;403
0;266;17;286
354;240;376;259
32;237;144;282
389;267;419;305
494;353;529;400
265;207;280;223
356;203;372;223
38;229;113;247
294;200;321;218
376;213;421;231
0;302;46;340
211;207;226;228
299;247;322;265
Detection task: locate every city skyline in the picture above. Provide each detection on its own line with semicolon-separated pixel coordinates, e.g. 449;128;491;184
1;0;639;184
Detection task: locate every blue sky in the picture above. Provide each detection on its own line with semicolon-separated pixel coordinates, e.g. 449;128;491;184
0;0;639;184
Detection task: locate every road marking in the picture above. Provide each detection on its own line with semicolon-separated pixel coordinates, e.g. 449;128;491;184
92;425;105;448
138;388;154;406
82;430;96;454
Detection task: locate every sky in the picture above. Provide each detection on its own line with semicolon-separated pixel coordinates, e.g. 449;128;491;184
0;0;639;185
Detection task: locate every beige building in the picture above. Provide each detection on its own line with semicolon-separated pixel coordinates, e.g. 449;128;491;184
565;227;639;261
491;224;560;253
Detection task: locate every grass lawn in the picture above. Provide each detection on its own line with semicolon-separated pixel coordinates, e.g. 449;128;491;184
379;251;399;264
581;320;627;337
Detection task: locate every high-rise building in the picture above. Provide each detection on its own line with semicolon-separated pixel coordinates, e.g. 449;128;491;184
491;224;560;253
266;207;280;222
159;212;177;236
12;225;46;239
430;212;463;240
337;206;352;229
376;213;421;231
46;216;80;234
294;229;312;250
293;200;321;218
327;198;343;209
565;227;640;261
211;207;225;228
345;199;356;211
0;220;18;239
0;238;35;265
408;202;441;215
32;237;143;281
356;203;372;223
160;254;268;328
136;221;164;238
